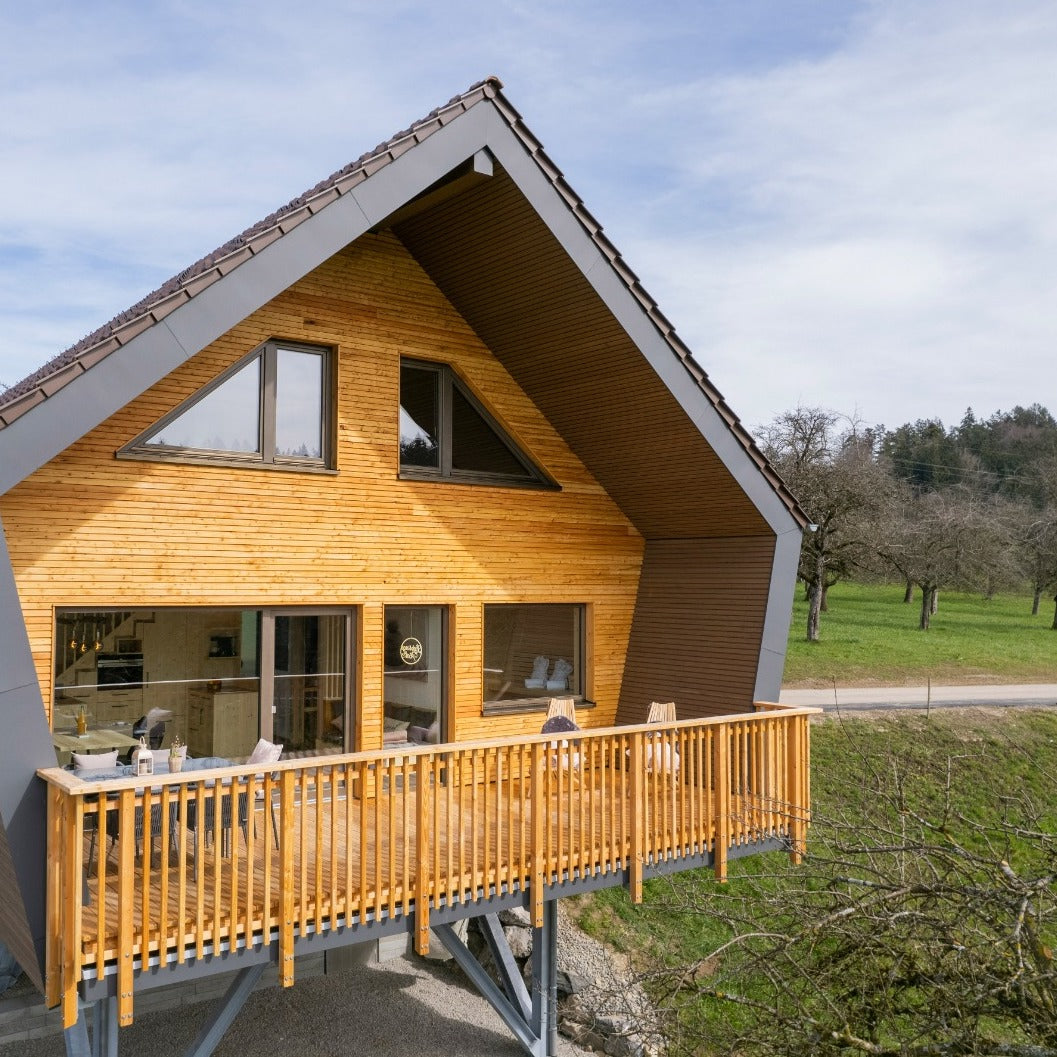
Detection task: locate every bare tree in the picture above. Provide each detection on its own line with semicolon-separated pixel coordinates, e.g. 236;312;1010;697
758;408;893;641
878;487;1016;629
638;725;1057;1057
1022;459;1057;626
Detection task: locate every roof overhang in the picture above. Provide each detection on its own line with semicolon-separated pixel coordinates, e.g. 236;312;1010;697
0;78;806;538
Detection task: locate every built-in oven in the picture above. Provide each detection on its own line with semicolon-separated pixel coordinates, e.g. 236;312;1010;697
96;653;144;689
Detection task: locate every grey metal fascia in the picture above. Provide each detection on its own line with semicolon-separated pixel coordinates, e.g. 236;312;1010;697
752;525;802;702
0;105;493;497
0;515;54;988
483;121;800;538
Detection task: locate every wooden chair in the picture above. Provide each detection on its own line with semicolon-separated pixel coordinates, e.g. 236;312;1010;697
543;698;581;785
644;701;679;775
546;697;577;723
646;701;676;724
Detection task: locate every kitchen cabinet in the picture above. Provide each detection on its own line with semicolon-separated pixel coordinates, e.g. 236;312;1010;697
187;690;258;759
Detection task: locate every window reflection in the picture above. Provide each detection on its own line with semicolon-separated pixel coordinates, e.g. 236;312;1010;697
276;348;323;459
399;364;440;468
146;358;261;453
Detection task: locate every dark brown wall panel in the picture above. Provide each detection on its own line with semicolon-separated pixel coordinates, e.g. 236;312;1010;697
395;170;770;540
616;536;776;723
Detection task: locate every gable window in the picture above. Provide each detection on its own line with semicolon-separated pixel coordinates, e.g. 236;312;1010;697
120;340;333;470
399;359;556;488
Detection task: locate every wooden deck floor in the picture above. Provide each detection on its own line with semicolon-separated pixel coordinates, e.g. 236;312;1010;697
44;708;813;1027
79;772;636;967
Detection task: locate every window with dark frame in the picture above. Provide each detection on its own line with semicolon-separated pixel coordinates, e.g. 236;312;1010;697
483;603;585;709
119;340;334;470
399;359;556;488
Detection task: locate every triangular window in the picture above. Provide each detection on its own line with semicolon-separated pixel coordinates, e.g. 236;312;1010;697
120;340;332;470
399;359;556;489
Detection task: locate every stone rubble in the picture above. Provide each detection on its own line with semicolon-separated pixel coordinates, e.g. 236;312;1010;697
421;904;663;1057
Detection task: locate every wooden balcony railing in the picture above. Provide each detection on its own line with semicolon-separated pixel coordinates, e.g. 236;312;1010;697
38;703;815;1030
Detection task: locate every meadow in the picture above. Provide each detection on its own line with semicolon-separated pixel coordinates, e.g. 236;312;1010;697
575;708;1057;1054
573;582;1057;1052
783;581;1055;686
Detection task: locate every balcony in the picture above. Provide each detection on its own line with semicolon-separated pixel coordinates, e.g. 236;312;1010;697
38;703;815;1033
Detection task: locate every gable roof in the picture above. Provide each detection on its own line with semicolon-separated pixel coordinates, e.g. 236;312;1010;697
0;76;806;532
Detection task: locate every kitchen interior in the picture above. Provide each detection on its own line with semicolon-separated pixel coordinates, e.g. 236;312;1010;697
53;609;262;760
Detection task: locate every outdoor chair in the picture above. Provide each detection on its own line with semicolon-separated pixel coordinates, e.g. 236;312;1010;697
644;700;679;775
541;713;581;784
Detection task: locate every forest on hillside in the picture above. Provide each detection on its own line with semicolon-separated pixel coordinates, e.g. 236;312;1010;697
756;403;1057;639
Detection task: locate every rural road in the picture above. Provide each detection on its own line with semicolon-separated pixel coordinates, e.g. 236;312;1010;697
780;683;1057;712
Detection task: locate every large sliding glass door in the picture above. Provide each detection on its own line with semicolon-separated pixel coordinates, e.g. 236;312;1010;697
53;607;353;763
263;611;352;754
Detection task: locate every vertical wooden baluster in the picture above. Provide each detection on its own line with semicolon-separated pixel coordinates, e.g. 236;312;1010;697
713;724;730;882
387;757;397;919
95;798;108;982
244;774;256;946
495;747;505;894
262;774;274;942
529;741;544;927
358;762;368;920
328;769;337;922
415;753;431;955
401;756;411;917
629;733;644;904
280;768;295;987
787;715;807;864
62;791;85;1028
44;784;61;1011
345;763;355;921
116;790;135;1026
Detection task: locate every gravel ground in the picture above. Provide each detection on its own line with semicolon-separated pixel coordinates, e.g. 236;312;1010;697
0;947;593;1057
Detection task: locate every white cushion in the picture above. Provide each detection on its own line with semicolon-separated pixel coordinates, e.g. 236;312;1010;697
72;749;119;770
645;742;680;775
247;738;282;765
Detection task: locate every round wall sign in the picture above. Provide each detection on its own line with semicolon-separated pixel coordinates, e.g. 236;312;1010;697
399;636;424;665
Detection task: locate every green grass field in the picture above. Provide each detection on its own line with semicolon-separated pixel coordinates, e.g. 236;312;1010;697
783;581;1055;687
574;709;1057;1053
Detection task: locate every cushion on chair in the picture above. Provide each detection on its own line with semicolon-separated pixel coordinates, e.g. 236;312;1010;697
247;738;283;765
541;715;579;735
72;749;119;770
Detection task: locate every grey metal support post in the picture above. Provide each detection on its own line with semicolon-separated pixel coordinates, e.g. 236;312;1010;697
93;997;118;1057
63;996;117;1057
530;899;558;1057
63;1015;90;1057
185;963;266;1057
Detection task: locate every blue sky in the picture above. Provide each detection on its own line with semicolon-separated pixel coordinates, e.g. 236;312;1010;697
2;0;1054;434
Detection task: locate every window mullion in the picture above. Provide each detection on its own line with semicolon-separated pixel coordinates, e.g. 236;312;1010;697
261;344;277;462
440;369;453;477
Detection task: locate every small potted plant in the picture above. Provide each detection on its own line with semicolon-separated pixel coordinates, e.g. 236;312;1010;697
168;734;185;773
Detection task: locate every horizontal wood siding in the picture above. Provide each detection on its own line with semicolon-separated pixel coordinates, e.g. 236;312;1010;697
1;232;643;742
616;536;776;723
395;170;771;539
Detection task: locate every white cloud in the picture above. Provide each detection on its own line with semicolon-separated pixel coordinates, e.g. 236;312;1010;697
617;0;1057;429
1;0;1054;436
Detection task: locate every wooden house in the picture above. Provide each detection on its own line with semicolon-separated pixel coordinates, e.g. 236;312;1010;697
0;79;814;1056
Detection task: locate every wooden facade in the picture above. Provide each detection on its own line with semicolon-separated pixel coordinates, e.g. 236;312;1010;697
0;79;810;1054
2;231;644;745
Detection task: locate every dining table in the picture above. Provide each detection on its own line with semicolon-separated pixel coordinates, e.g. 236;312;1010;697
52;725;141;764
71;756;236;867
